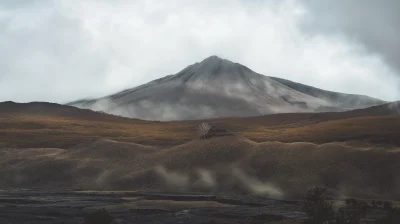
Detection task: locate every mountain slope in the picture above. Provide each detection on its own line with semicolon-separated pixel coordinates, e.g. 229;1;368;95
68;56;385;120
269;76;386;110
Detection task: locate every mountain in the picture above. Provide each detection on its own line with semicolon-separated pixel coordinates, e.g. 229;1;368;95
68;56;386;120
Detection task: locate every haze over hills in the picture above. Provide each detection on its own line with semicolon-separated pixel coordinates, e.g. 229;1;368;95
67;56;385;121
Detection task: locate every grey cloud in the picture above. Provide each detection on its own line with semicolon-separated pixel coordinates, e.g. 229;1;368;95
0;0;49;9
0;0;399;103
301;0;400;76
0;1;110;103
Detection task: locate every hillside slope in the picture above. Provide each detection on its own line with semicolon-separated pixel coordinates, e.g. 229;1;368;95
1;101;399;148
1;136;400;200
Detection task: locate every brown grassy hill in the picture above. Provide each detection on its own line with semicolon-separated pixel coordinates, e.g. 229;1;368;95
1;136;400;200
0;101;193;148
1;101;400;148
202;100;400;127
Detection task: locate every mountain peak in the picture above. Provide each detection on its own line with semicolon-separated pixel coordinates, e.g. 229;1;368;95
202;55;222;61
199;55;234;65
192;55;237;74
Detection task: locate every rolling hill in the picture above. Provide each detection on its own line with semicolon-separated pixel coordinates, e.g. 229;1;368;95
1;101;400;200
1;135;400;200
67;56;385;120
1;101;399;149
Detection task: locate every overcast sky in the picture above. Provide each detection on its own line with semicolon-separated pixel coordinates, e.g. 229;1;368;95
1;0;399;103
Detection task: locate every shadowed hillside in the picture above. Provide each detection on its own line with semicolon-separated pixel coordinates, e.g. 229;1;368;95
1;101;400;200
1;136;400;200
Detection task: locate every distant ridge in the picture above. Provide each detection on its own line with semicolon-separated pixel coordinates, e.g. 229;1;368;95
68;56;386;121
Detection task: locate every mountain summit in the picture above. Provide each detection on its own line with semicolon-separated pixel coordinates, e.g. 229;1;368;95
68;56;385;120
175;55;255;83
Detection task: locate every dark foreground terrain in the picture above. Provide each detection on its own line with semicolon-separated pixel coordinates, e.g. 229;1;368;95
0;189;307;224
1;102;400;223
0;189;394;224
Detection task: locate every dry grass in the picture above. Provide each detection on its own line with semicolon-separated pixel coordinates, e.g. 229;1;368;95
1;136;400;200
2;103;400;202
0;104;193;148
1;102;399;148
242;116;400;145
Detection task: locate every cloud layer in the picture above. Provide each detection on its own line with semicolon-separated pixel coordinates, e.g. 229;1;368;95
0;0;399;103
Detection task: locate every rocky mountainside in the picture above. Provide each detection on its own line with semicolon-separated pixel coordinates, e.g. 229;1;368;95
68;56;385;120
269;76;385;111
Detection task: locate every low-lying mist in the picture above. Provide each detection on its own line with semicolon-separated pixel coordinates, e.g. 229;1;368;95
154;165;284;199
2;138;400;200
